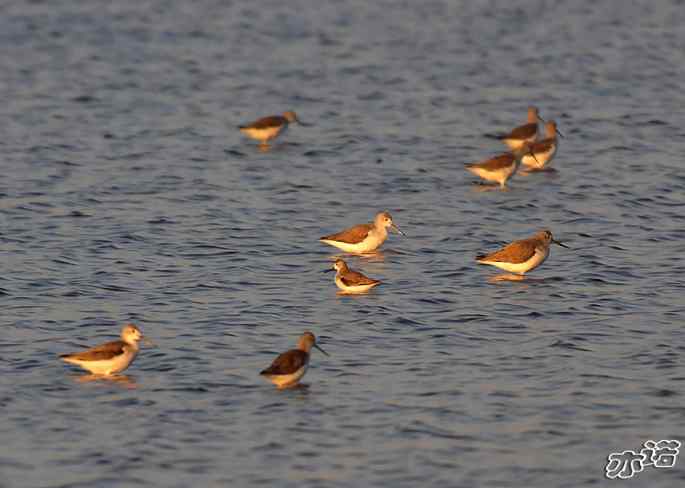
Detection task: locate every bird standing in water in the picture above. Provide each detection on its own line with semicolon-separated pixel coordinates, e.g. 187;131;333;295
476;229;568;276
329;258;382;294
60;323;145;376
239;111;305;146
260;331;329;389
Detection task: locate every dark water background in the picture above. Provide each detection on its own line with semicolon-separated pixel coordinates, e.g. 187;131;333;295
2;1;684;487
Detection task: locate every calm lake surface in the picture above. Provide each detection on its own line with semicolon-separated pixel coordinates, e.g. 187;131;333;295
2;1;684;487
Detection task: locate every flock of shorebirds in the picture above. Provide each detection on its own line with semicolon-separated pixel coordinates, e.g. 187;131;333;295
60;106;568;389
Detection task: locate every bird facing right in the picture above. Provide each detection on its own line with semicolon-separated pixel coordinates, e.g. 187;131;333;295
239;111;304;146
260;331;329;389
60;323;145;376
521;120;564;170
320;211;405;253
476;230;568;275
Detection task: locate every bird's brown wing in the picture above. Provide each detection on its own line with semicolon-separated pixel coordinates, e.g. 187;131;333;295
260;349;308;375
341;270;380;286
321;223;373;244
60;340;126;361
502;122;537;140
467;153;514;171
529;138;555;153
240;115;286;130
477;238;537;264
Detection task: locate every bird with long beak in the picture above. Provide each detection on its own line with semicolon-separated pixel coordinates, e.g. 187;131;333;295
239;110;308;146
476;230;569;276
260;331;329;389
60;323;149;376
521;120;564;170
320;211;405;253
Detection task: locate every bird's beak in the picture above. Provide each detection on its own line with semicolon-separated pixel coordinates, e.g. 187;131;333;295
555;127;565;138
315;344;329;356
143;338;156;347
552;238;569;249
527;148;540;165
297;120;312;127
538;114;546;123
391;223;406;236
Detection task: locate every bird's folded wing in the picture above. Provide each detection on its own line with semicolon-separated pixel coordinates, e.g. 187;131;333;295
530;139;555;153
261;350;308;375
321;223;372;244
468;153;514;171
341;271;379;286
61;340;126;361
502;122;536;140
478;239;537;264
242;115;285;129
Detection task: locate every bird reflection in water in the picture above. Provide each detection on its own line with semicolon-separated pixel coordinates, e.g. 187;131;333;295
73;374;138;389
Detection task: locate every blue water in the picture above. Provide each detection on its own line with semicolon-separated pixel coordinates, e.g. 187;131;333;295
2;1;684;487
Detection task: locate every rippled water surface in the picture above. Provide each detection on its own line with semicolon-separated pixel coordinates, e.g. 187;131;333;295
2;1;685;487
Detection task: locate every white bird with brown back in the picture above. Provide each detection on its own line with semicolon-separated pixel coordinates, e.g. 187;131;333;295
60;323;145;376
476;230;569;275
320;211;405;253
260;331;329;389
520;120;563;170
328;258;382;294
465;144;538;189
239;111;305;146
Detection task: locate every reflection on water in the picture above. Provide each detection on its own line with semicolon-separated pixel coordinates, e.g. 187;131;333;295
326;250;389;263
489;273;527;283
73;374;138;388
471;183;507;192
520;167;560;177
486;274;566;284
336;289;377;296
278;383;310;392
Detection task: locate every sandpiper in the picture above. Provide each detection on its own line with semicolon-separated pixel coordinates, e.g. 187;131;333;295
320;211;405;253
521;120;563;170
465;144;537;189
260;331;328;389
476;229;568;275
239;111;304;146
329;258;382;294
501;106;544;150
60;323;144;376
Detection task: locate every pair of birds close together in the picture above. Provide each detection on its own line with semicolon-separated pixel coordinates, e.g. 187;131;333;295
60;324;326;389
60;226;567;387
465;106;563;189
321;211;405;294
